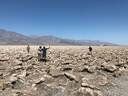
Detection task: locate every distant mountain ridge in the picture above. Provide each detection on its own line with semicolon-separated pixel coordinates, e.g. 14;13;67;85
0;29;117;45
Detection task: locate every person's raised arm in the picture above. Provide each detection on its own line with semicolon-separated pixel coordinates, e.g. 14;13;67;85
48;44;50;49
46;44;50;49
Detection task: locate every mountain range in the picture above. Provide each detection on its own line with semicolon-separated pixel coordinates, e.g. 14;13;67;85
0;29;117;46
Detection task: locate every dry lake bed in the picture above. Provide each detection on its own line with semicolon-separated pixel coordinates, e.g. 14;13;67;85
0;46;128;96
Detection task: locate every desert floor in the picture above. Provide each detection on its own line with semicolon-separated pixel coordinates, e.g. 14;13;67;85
0;45;128;96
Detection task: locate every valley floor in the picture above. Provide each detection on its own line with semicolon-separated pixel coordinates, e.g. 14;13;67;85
0;46;128;96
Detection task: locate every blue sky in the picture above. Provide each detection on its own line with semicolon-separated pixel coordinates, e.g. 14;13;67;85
0;0;128;44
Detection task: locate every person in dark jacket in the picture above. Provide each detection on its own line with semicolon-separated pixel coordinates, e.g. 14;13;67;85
42;45;50;60
88;46;92;52
88;46;92;55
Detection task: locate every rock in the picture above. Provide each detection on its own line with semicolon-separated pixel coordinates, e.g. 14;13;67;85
62;60;73;65
49;69;64;78
12;92;23;96
54;75;68;86
78;87;103;96
43;74;54;83
0;72;3;77
115;63;125;67
61;65;72;71
68;80;80;88
32;77;45;90
20;55;33;62
81;65;95;73
33;77;45;85
0;55;10;61
12;90;36;96
101;62;107;67
54;86;65;96
104;64;117;72
65;81;81;95
45;85;65;96
92;76;109;87
93;90;103;96
0;80;9;90
26;64;34;71
8;74;24;89
113;71;122;77
72;91;85;96
82;75;109;88
27;57;39;65
12;65;23;71
64;72;79;82
113;67;126;77
49;67;64;78
14;59;22;65
35;83;65;96
81;66;90;72
87;66;96;73
81;82;100;90
9;74;18;84
73;66;85;72
79;87;94;96
18;70;27;78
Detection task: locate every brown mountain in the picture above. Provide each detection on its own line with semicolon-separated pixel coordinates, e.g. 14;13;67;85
0;29;117;45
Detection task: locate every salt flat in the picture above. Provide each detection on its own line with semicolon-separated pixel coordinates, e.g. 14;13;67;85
0;45;128;96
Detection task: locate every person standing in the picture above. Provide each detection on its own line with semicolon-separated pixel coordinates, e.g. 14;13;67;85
38;46;43;61
38;45;50;62
42;45;50;61
26;44;30;54
88;46;92;55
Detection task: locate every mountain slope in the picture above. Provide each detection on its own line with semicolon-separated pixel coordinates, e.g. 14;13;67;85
0;29;30;44
0;29;117;45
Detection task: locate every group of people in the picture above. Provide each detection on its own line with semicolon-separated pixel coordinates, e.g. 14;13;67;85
38;45;50;61
26;44;50;62
26;45;92;62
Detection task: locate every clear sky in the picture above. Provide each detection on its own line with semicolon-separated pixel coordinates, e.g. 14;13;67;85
0;0;128;44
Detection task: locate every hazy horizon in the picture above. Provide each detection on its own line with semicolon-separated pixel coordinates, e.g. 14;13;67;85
0;0;128;44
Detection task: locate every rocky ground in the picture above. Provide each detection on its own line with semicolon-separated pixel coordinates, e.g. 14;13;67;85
0;46;128;96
